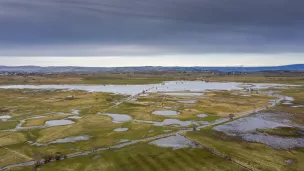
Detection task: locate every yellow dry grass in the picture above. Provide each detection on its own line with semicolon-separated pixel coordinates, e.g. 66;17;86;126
23;115;69;127
36;115;118;143
0;132;26;146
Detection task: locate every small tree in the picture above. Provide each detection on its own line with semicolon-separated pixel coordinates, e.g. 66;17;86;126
229;114;235;120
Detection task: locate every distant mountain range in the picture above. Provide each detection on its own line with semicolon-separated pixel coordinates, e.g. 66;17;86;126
0;64;303;73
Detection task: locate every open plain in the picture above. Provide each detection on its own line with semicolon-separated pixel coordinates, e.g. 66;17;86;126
0;72;303;171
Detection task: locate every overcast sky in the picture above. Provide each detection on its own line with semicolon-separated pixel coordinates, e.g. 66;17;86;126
0;0;303;66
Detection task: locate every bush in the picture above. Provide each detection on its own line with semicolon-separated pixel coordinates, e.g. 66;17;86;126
55;152;62;160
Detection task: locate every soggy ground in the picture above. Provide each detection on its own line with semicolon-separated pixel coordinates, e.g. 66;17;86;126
214;112;304;149
0;80;303;171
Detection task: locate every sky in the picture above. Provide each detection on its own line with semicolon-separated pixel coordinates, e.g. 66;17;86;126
0;0;303;66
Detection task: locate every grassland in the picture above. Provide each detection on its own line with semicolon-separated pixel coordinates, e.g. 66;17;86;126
256;127;303;137
23;115;69;127
0;89;127;120
186;129;304;171
0;121;19;130
185;86;304;171
105;90;275;123
9;143;246;171
0;74;303;171
0;74;174;85
266;86;304;124
0;72;303;85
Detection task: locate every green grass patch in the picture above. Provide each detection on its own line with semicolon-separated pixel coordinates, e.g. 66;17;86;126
256;127;303;137
35;143;245;171
0;121;19;130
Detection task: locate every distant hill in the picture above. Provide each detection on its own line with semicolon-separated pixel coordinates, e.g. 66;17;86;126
0;64;303;73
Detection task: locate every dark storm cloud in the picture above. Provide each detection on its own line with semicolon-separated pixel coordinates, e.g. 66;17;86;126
0;0;304;56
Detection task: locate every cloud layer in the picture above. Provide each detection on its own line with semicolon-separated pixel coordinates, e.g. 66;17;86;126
0;0;304;56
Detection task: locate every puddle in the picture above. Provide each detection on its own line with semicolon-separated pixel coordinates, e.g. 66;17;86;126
282;102;293;105
292;105;304;108
152;110;180;116
113;128;129;132
139;94;149;97
17;97;28;99
197;114;207;118
284;96;294;101
163;130;173;132
0;115;11;121
135;119;202;127
119;139;129;143
29;135;90;146
67;116;82;119
243;95;252;97
285;159;294;164
51;135;90;144
30;116;46;119
155;119;193;127
103;114;132;123
71;109;81;115
149;135;197;149
178;100;197;104
163;92;203;96
45;119;75;126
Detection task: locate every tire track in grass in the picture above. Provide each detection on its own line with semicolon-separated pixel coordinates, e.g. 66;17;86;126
137;154;158;171
152;154;173;171
111;153;130;171
161;151;188;171
173;150;199;171
166;155;187;171
145;154;167;171
148;154;171;171
185;150;213;170
126;155;145;171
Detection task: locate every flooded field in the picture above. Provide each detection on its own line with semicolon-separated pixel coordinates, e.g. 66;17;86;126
0;81;294;95
214;113;304;149
0;80;302;171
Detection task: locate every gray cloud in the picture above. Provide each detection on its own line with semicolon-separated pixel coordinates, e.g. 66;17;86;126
0;0;304;56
